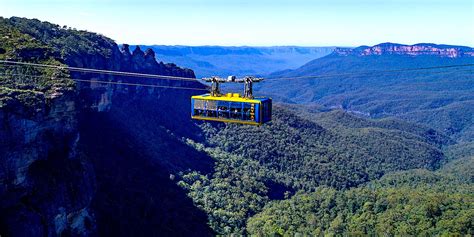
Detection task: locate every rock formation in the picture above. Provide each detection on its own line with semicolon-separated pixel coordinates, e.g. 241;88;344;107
334;43;474;58
0;16;211;236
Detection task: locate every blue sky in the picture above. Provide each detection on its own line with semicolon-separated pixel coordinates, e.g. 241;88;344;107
1;0;473;46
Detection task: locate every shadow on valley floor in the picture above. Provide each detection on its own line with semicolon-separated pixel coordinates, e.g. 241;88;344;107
79;110;214;237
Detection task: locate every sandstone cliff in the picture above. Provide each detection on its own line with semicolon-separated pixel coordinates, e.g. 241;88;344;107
334;43;474;58
0;17;212;236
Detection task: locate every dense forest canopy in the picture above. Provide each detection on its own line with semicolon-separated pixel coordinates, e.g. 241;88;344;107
177;106;472;234
261;51;474;145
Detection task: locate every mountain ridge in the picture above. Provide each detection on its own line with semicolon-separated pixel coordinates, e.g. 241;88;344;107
131;45;336;78
263;42;474;144
333;42;474;58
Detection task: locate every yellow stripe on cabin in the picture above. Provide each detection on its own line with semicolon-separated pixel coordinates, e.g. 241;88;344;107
191;116;261;125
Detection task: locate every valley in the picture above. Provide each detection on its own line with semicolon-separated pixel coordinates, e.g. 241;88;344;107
132;45;335;78
261;44;474;145
0;17;473;236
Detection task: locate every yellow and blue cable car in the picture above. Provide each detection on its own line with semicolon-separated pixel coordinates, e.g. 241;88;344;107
191;76;272;125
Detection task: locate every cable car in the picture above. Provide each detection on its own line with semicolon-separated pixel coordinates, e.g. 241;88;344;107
191;76;272;125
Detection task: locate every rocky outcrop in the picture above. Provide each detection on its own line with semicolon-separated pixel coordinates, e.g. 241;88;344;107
334;43;474;58
1;16;211;237
120;44;132;65
75;45;200;113
63;29;213;237
0;89;96;236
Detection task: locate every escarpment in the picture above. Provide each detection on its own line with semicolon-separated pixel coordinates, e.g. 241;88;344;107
334;42;474;57
1;17;212;236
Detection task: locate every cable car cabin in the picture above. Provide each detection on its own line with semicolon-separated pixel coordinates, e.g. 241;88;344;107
191;93;272;125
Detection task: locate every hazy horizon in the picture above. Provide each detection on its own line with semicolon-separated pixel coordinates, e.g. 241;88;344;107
131;43;471;48
1;0;473;47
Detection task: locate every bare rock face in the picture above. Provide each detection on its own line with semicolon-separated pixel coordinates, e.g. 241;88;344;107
143;48;158;67
120;44;132;65
334;43;474;58
0;90;96;237
130;46;145;70
74;44;199;113
144;48;155;59
120;44;131;57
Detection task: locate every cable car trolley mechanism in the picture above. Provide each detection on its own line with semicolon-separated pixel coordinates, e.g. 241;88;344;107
191;76;272;125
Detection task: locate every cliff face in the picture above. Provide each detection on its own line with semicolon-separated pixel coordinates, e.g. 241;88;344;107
0;17;212;236
0;89;96;236
72;42;203;136
70;43;213;237
0;17;97;236
334;43;474;58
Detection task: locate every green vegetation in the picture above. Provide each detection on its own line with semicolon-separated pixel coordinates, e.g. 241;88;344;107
445;141;474;161
247;153;474;236
439;156;474;183
243;143;474;236
0;17;74;111
177;106;459;234
179;141;268;234
3;17;114;60
200;106;446;191
263;53;474;142
246;156;473;236
247;52;474;237
247;186;473;236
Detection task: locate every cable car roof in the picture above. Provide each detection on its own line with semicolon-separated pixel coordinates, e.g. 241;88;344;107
192;93;269;103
